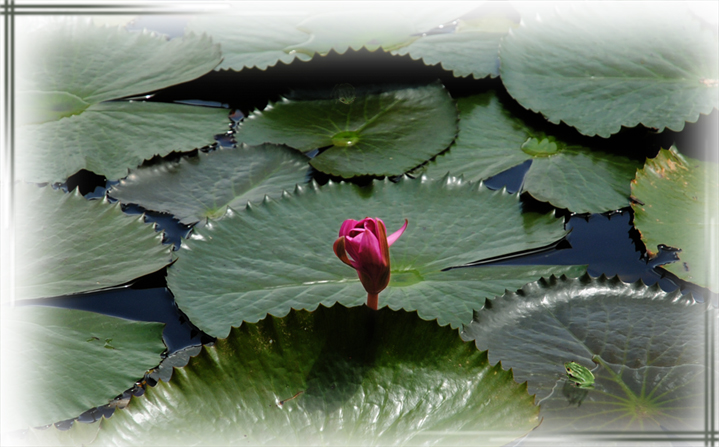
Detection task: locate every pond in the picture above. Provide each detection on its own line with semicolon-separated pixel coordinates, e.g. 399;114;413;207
2;3;718;446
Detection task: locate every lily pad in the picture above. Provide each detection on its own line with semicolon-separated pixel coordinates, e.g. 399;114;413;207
76;305;539;446
185;12;313;71
499;4;719;137
1;305;166;431
631;147;719;292
167;175;579;338
284;9;418;56
108;144;310;225
185;5;479;72
13;183;172;301
392;3;520;79
462;274;706;431
15;17;225;182
238;83;458;178
17;17;220;107
17;101;231;183
421;91;641;213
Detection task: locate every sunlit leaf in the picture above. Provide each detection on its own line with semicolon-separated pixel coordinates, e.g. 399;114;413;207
77;305;539;446
631;147;719;292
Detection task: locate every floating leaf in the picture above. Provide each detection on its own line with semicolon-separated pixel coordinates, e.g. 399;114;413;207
78;305;539;446
462;274;706;431
185;5;478;71
185;12;313;71
421;91;640;213
15;17;224;182
17;101;230;183
238;83;458;178
285;10;418;56
17;18;220;106
109;144;310;225
499;4;719;137
168;175;578;338
631;147;719;292
13;183;172;301
0;306;165;431
392;3;520;79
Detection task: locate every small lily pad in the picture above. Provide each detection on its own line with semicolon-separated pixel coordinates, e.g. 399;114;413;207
631;147;719;292
109;144;310;225
13;183;172;301
73;305;540;446
237;83;458;178
1;305;166;431
499;4;719;137
422;91;641;213
462;274;707;432
167;175;578;338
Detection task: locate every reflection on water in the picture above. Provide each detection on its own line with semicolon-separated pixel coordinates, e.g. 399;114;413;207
332;83;356;105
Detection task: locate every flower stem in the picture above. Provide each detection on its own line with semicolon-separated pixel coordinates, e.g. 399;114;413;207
367;293;378;310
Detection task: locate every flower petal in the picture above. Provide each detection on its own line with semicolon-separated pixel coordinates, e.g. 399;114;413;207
387;219;408;246
333;236;356;268
338;219;360;237
356;225;385;267
374;219;390;264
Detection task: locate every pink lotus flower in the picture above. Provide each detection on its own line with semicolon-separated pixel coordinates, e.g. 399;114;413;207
333;217;408;310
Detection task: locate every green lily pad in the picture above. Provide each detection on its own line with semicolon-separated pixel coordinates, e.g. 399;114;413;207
185;11;313;71
15;17;224;182
1;305;166;431
17;18;220;109
108;144;310;225
76;305;539;446
185;5;478;72
499;4;719;137
238;83;458;178
631;147;719;292
168;175;579;338
13;183;172;301
462;274;706;431
421;91;641;213
392;4;520;79
285;9;418;56
17;101;231;183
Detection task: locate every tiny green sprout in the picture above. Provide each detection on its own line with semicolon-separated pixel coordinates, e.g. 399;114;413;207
564;361;595;389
